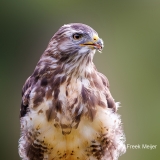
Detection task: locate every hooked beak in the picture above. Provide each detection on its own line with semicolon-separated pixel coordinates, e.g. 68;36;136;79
80;34;103;52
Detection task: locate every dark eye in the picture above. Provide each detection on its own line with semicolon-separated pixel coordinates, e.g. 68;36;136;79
73;33;83;40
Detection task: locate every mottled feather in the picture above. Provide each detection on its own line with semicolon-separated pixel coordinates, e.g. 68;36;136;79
19;23;126;160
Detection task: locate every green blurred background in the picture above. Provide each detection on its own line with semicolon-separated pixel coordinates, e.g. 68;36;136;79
1;1;160;159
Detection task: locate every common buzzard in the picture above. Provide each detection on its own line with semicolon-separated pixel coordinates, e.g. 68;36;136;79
19;23;126;160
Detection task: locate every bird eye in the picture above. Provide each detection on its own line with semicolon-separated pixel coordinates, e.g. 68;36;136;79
73;33;83;40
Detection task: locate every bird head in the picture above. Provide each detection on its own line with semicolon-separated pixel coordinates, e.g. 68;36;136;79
49;23;104;59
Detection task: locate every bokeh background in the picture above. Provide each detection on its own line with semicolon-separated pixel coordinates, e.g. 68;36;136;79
1;1;160;159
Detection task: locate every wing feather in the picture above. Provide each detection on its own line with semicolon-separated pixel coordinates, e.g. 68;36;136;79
20;76;33;117
98;72;117;112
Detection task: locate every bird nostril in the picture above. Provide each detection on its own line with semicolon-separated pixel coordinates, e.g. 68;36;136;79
93;35;99;41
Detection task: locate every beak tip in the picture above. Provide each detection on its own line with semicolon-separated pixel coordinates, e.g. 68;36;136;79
96;38;103;51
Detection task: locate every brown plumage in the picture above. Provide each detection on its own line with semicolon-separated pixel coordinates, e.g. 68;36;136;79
19;23;126;160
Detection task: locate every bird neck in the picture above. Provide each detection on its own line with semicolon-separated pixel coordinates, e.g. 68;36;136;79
62;53;95;78
41;49;96;79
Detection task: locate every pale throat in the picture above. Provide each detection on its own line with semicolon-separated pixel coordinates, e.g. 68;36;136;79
63;50;95;78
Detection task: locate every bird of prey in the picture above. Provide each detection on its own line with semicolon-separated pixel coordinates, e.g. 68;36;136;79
19;23;126;160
